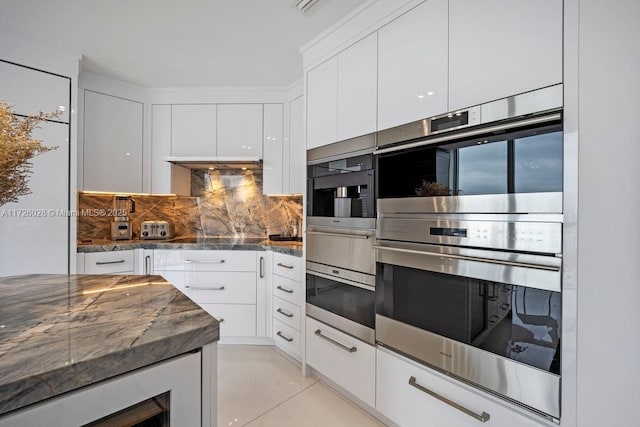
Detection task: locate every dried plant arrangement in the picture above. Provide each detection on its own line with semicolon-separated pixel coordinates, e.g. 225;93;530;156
0;101;60;206
415;179;451;197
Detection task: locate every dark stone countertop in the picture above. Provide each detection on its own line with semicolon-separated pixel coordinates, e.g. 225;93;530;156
76;237;303;257
0;274;219;416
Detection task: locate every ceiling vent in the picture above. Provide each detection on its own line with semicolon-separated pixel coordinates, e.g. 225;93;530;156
296;0;321;12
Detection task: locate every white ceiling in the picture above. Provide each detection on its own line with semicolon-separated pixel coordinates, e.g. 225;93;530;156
0;0;367;87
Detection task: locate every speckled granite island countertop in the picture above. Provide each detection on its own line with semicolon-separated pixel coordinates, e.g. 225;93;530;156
0;274;219;416
76;237;303;257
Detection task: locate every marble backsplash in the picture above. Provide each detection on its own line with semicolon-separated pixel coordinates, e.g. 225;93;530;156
77;169;302;242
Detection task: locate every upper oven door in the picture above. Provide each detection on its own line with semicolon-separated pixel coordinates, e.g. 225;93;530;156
307;225;376;276
375;113;563;214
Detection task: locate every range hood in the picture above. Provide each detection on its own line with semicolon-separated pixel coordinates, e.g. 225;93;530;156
165;156;262;170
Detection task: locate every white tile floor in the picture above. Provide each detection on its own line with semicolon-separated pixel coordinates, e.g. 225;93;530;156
217;345;385;427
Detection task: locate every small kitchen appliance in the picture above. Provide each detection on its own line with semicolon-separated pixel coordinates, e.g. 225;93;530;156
140;221;174;240
110;195;135;240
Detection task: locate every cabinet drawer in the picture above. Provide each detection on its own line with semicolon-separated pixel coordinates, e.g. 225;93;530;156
85;251;134;274
272;275;301;305
273;318;301;359
272;296;301;331
306;317;375;408
376;348;545;427
273;253;301;281
154;250;188;271
181;272;256;304
199;304;256;337
183;250;256;272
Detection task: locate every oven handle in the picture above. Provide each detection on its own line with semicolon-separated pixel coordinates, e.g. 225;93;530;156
306;269;375;291
374;112;561;155
408;376;490;423
307;231;370;239
373;245;560;272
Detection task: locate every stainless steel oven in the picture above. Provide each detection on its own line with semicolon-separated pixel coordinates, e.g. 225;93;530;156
375;214;563;420
306;136;378;344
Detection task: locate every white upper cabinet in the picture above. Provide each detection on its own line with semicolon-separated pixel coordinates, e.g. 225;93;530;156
448;0;563;110
288;96;305;194
306;56;338;149
83;90;143;192
216;104;263;157
0;60;70;122
171;104;217;156
336;32;378;141
377;0;449;131
151;104;172;194
262;104;284;194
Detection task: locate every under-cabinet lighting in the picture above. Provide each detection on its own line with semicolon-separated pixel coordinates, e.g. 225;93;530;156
79;191;178;197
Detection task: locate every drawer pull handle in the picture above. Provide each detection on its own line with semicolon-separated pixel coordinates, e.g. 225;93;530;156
185;285;225;291
276;331;293;342
408;376;490;423
276;308;293;318
314;329;357;353
185;259;225;264
500;303;510;310
95;260;125;265
276;285;294;294
277;262;294;269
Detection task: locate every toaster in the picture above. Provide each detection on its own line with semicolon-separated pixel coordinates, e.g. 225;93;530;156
140;221;174;240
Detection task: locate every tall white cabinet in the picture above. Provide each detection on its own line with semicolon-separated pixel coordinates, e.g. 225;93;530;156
82;90;143;192
448;0;563;110
0;59;71;275
377;0;449;130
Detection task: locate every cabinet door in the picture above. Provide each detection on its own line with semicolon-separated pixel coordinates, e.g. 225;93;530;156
171;104;217;156
0;60;70;122
216;104;263;157
83;90;143;192
376;348;546;427
449;0;563;110
377;0;449;131
151;104;172;194
306;317;376;407
306;56;338;149
288;96;305;194
262;104;284;194
337;33;378;141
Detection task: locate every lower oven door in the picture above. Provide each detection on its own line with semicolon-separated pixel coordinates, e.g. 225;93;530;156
306;268;375;344
375;241;562;420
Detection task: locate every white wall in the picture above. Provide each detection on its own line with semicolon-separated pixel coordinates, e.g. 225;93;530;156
575;1;640;426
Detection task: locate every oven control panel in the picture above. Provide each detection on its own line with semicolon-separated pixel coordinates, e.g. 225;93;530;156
306;261;375;287
378;218;562;254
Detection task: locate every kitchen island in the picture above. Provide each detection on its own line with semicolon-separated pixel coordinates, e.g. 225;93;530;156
0;274;219;425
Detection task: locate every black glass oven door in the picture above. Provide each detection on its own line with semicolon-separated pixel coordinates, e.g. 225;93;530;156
306;273;375;330
376;263;561;374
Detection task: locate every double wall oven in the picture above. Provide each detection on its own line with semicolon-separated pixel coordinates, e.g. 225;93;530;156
374;85;564;421
306;134;377;345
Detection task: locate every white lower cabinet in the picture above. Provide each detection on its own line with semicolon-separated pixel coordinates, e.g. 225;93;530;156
306;317;375;408
272;318;301;358
200;304;256;337
376;348;546;427
83;250;135;274
270;252;303;360
154;250;267;342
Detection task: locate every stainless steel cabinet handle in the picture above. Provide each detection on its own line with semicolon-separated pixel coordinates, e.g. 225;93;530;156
260;256;265;278
185;285;225;291
408;376;490;423
276;285;294;294
307;231;370;239
144;255;151;275
185;259;225;264
314;329;357;353
277;262;294;269
276;331;293;342
276;308;293;318
95;260;125;265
